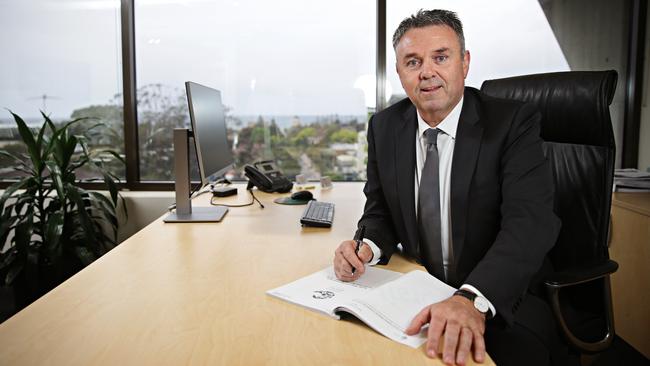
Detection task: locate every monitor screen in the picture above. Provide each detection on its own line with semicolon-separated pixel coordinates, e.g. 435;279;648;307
185;81;234;187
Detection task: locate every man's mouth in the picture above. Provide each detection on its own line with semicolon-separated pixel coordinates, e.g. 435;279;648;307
420;85;442;93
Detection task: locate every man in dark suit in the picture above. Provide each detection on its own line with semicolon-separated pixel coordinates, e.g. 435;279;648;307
333;9;564;366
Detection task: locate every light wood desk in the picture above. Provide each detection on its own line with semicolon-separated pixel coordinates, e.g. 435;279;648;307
0;183;493;365
610;192;650;359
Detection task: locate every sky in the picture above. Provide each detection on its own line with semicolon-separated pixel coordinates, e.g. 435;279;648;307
0;0;568;120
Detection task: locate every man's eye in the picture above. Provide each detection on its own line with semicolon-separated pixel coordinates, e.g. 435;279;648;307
406;59;420;67
434;55;448;63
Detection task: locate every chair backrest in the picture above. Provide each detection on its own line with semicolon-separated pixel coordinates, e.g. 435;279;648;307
480;71;618;271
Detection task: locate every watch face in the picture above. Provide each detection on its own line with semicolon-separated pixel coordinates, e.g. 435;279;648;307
474;297;490;314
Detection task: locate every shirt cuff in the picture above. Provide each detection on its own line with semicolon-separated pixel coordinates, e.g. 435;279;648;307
362;238;382;265
460;284;497;318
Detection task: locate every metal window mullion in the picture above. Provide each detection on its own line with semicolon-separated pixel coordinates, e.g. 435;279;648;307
121;0;140;187
376;0;387;112
622;0;648;168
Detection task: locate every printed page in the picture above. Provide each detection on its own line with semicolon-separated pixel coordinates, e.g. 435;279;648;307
266;266;402;319
337;270;456;348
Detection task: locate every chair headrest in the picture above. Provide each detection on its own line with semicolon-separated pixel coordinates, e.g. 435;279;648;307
480;71;617;147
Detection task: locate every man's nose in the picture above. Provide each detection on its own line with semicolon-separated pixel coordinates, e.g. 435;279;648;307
420;60;436;80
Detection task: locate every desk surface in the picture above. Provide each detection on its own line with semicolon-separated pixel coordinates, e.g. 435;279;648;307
612;192;650;217
0;182;493;365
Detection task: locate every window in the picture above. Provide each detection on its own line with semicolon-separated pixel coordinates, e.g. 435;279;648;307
0;0;124;180
134;0;375;181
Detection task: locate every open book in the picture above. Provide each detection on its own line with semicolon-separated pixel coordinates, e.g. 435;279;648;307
266;266;456;348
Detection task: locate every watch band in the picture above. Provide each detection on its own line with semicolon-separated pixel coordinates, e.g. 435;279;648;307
454;289;477;302
453;289;493;318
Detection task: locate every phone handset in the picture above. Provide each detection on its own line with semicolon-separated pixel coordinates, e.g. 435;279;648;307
244;160;293;193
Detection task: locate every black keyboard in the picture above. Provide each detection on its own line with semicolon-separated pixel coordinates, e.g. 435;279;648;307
300;200;335;228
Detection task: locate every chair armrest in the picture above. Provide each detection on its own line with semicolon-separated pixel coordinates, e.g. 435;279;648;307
544;259;618;289
544;259;618;353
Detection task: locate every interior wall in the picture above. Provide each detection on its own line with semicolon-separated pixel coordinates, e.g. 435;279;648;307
116;192;175;243
539;0;628;167
638;3;650;172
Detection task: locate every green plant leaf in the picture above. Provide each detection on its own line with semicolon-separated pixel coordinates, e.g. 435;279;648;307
74;246;97;266
97;150;126;165
0;150;29;168
45;126;66;169
10;111;42;173
36;111;51;157
0;249;17;271
43;115;87;167
44;113;89;138
77;136;91;161
5;261;24;285
13;165;36;177
62;134;79;170
87;191;116;213
43;210;64;264
67;156;89;174
0;215;18;257
81;122;105;134
95;231;117;253
87;192;119;241
66;185;98;245
44;161;66;205
102;172;119;206
14;211;34;252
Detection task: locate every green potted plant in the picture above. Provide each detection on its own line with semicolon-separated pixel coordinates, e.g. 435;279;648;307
0;111;124;310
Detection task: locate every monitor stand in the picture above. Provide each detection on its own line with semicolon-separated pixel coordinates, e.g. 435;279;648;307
164;128;228;223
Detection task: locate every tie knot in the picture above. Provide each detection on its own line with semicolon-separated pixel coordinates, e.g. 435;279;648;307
423;128;439;148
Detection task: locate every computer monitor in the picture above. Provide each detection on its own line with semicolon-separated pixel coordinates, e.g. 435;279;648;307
164;82;232;223
185;81;234;187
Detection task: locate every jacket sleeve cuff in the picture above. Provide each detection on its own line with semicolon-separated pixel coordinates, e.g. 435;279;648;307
362;238;383;265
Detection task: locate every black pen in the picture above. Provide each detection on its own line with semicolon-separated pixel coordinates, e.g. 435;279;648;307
352;225;366;274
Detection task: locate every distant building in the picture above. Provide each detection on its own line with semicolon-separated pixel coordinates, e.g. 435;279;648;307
291;116;301;128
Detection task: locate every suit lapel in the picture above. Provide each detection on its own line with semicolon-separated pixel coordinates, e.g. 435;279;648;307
450;89;483;284
395;104;418;257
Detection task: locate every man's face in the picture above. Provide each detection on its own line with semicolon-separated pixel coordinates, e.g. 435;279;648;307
395;25;470;125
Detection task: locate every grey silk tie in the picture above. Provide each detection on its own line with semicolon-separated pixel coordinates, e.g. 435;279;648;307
418;128;446;281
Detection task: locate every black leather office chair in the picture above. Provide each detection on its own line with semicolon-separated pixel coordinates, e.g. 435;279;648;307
481;70;619;354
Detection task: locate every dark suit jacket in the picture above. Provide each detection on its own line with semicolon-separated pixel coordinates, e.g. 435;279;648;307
359;87;561;325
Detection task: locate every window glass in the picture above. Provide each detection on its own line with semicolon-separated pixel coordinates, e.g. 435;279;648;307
0;0;124;180
386;0;569;105
135;0;375;181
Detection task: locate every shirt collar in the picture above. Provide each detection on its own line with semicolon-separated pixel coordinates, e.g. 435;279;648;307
416;96;463;140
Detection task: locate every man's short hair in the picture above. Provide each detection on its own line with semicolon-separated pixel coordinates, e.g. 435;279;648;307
392;9;465;55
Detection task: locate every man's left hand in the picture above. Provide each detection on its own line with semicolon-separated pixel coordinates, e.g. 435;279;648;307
405;295;486;365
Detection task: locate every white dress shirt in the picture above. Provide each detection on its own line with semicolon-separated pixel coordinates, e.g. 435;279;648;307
363;98;496;316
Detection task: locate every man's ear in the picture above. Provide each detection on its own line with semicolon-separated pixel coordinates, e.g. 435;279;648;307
462;50;471;79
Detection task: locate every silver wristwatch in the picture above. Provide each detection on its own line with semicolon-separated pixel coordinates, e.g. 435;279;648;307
453;289;492;317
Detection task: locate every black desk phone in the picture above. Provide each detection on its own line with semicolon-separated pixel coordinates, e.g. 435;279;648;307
244;160;293;193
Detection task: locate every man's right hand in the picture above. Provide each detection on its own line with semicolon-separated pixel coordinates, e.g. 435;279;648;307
333;240;374;282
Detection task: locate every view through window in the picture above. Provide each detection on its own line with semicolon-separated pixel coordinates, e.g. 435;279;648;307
135;0;376;182
0;0;124;181
0;0;575;185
